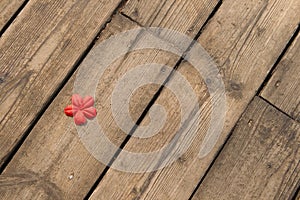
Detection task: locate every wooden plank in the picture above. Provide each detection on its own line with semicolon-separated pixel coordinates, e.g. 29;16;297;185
89;0;300;199
0;0;26;32
192;97;300;200
0;3;219;196
0;0;122;166
261;32;300;122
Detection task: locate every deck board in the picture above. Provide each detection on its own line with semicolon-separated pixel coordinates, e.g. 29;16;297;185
89;0;300;199
0;0;121;167
261;31;300;122
0;0;26;33
192;97;300;200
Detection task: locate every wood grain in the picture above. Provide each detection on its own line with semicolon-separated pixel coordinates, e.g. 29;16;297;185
261;31;300;122
0;0;26;32
0;0;121;167
0;172;62;200
89;0;300;199
192;97;300;200
122;0;219;37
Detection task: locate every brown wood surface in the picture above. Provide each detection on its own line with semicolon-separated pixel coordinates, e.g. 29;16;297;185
192;97;300;200
89;0;300;199
122;0;218;37
0;0;299;199
0;0;26;32
0;0;121;167
261;32;300;122
0;172;63;199
0;0;219;196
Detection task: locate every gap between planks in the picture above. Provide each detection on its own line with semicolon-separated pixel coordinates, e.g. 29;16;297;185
0;0;29;36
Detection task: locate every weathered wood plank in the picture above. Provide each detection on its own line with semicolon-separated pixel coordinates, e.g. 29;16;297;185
0;0;26;32
192;97;300;200
261;31;300;122
89;0;300;199
0;0;122;166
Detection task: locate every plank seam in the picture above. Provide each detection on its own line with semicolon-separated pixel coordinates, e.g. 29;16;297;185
259;96;296;121
0;0;30;37
0;0;127;175
256;23;300;96
120;12;144;27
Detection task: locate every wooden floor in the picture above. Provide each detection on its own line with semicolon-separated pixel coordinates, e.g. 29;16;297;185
0;0;299;199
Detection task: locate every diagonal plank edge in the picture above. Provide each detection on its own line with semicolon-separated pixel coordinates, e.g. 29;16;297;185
192;97;300;200
89;0;300;199
0;0;27;34
261;29;300;122
0;0;122;168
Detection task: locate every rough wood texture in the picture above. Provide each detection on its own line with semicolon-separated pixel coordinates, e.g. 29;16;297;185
0;172;63;199
0;0;121;167
261;32;300;122
192;97;300;200
122;0;219;37
89;0;300;199
0;0;26;32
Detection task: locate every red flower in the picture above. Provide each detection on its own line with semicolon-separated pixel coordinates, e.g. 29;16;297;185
64;94;97;125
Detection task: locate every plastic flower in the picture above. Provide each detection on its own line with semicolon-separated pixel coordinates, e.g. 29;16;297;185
64;94;97;125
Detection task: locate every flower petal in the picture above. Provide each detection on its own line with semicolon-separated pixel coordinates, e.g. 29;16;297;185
74;111;86;125
82;96;94;108
64;105;74;117
72;94;83;107
83;107;97;119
